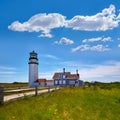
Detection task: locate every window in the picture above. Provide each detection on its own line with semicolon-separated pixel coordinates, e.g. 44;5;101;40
63;74;66;79
59;74;62;79
63;80;66;84
59;80;62;84
55;80;58;84
59;74;66;79
69;80;75;85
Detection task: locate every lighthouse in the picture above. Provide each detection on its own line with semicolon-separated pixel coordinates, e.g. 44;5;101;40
28;51;38;86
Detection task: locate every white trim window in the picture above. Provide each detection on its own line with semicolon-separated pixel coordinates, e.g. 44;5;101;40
63;80;66;84
69;80;75;85
55;80;58;85
59;80;62;84
63;74;66;79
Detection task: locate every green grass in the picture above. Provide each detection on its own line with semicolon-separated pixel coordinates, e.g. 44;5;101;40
0;82;28;90
0;87;120;120
86;82;120;90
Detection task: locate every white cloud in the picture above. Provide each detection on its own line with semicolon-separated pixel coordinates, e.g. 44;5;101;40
72;44;110;52
72;44;90;52
0;72;16;75
91;45;110;52
8;4;120;38
82;36;112;43
118;44;120;47
80;61;120;82
38;33;53;38
0;66;16;75
102;37;112;42
8;13;66;38
82;37;102;43
44;54;58;59
66;4;120;31
0;66;16;70
54;37;74;45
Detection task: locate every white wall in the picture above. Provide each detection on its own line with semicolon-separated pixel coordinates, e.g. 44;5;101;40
46;82;54;86
29;64;38;86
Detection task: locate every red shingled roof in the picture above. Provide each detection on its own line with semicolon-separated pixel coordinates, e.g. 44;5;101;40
35;79;54;83
67;74;79;79
46;80;54;83
53;72;79;80
35;78;46;83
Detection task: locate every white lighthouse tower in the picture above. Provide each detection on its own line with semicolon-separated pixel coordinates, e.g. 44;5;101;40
28;51;38;86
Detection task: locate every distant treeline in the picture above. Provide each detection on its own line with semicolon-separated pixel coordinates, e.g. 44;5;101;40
85;81;120;89
0;82;28;89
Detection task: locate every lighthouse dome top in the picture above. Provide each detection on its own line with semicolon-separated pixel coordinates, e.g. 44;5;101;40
29;51;38;60
30;51;37;54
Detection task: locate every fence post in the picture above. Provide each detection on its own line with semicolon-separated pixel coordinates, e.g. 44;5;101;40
55;86;57;90
0;86;4;104
35;86;38;96
48;86;50;92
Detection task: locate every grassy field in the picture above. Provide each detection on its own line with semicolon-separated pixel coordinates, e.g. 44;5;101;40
0;86;120;120
0;82;28;90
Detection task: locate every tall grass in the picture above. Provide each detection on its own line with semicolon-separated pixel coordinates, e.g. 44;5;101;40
0;87;120;120
0;82;28;90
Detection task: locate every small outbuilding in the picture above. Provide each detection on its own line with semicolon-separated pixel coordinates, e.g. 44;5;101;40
35;79;54;86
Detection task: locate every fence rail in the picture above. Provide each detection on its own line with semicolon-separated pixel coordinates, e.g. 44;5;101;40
3;86;60;102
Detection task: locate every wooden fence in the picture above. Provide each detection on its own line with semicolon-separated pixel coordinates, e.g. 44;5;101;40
3;86;60;102
0;86;4;104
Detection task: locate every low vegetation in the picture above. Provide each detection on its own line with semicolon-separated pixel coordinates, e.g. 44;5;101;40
85;81;120;90
0;83;120;120
0;82;28;90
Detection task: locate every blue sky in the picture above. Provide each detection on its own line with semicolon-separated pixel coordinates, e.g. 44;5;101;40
0;0;120;83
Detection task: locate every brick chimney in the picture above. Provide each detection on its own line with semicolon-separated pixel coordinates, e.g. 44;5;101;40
63;68;65;73
76;70;79;78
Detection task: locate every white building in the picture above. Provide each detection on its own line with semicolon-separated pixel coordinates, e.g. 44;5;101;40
35;79;54;86
28;51;39;86
53;68;84;86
